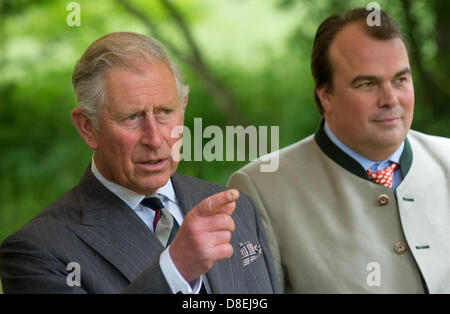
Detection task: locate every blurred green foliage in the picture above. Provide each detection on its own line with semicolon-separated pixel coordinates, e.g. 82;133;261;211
0;0;449;248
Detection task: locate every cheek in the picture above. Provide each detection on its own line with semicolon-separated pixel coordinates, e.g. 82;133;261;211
401;90;415;112
105;132;140;161
332;85;364;113
337;94;370;122
336;99;373;135
164;119;184;146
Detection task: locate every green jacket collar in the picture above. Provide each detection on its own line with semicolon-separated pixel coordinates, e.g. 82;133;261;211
314;119;413;182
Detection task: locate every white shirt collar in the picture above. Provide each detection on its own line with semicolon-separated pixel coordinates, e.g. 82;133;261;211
90;155;177;210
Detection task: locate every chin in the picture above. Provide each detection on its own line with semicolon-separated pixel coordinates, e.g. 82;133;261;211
376;135;406;151
136;175;172;194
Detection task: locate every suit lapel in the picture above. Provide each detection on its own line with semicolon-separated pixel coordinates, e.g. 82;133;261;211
69;169;241;291
68;168;164;283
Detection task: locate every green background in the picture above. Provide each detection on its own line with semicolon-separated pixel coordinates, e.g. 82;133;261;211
1;0;449;292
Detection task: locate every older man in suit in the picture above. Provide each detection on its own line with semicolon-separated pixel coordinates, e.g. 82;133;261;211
228;8;450;293
0;32;279;294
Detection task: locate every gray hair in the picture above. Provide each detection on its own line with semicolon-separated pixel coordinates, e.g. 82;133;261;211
72;32;189;128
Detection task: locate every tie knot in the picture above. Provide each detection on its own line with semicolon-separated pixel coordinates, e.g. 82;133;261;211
366;162;399;188
140;195;178;247
141;196;164;211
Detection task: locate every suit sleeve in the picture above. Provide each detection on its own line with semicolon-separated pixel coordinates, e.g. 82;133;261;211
122;261;171;294
227;170;285;292
0;229;171;294
0;233;87;294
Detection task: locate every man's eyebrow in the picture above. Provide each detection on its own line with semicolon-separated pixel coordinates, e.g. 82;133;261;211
393;68;411;77
350;68;411;86
351;75;380;86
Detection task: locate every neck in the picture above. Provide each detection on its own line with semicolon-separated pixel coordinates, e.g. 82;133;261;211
324;121;403;162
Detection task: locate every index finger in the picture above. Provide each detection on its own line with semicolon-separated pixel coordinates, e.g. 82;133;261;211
195;189;240;217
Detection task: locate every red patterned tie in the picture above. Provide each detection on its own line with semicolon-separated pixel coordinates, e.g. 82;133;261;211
366;162;399;188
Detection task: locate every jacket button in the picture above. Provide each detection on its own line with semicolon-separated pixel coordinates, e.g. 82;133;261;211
377;194;390;206
394;241;407;254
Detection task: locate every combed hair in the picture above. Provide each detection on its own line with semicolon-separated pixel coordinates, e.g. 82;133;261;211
72;32;189;128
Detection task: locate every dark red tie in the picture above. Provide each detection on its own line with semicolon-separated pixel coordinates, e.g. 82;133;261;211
141;196;179;247
141;197;163;230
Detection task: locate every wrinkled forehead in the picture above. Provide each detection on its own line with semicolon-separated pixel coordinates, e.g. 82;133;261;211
102;61;178;108
100;56;171;79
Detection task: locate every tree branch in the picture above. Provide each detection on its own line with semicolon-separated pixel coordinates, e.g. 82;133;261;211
116;0;248;125
159;0;203;64
115;0;187;63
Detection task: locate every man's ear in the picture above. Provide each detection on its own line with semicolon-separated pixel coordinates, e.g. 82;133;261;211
316;86;333;114
71;108;99;150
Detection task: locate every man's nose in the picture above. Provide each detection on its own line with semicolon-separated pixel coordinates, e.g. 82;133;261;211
378;84;398;107
141;115;162;148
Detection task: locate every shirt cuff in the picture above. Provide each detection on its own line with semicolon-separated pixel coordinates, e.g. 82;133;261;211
159;246;202;294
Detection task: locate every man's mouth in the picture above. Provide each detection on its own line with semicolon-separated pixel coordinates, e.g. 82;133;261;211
137;158;168;170
146;160;163;164
372;116;401;126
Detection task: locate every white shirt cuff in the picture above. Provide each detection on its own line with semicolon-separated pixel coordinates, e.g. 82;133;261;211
159;246;202;294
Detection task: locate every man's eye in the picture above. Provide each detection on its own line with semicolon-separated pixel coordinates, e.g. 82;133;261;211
119;113;143;128
359;82;375;88
156;109;174;118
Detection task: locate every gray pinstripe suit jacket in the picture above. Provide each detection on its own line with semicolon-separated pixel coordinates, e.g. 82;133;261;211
0;167;279;294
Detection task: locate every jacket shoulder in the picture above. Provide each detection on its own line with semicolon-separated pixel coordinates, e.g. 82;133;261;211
173;172;228;193
230;134;316;177
408;130;450;161
172;172;256;213
1;184;82;251
408;130;450;147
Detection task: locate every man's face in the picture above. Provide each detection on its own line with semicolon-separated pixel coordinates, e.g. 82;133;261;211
318;23;414;161
91;61;184;195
